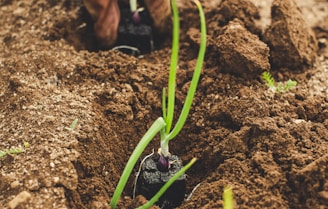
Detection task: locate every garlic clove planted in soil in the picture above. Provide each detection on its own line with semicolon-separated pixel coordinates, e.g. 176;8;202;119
157;154;170;172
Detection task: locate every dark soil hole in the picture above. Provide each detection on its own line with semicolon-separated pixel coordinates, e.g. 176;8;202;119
113;7;154;56
47;3;167;55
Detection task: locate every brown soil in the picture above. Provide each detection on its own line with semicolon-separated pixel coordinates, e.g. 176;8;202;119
1;0;328;208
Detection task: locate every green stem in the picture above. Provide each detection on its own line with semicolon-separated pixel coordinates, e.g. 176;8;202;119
167;0;206;141
165;0;180;134
136;158;197;209
223;186;234;209
162;88;167;121
110;117;166;209
130;0;137;12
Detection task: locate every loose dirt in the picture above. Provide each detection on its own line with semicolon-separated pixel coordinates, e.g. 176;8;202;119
1;0;328;208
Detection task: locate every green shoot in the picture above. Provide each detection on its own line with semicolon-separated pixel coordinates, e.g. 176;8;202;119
223;186;234;209
160;0;206;156
65;118;78;131
262;71;275;90
110;0;206;208
110;118;166;208
9;147;25;154
162;88;167;122
0;150;6;158
0;146;26;158
262;71;297;93
130;0;137;12
24;141;30;148
164;0;180;134
276;79;297;93
137;158;197;209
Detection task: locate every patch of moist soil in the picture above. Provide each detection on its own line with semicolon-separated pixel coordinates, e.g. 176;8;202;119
1;0;328;209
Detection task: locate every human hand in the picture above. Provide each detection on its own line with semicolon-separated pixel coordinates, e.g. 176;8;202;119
83;0;120;47
83;0;171;48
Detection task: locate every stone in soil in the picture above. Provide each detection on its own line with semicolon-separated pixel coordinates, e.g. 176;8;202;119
8;191;32;209
214;0;261;35
213;19;270;78
263;0;318;70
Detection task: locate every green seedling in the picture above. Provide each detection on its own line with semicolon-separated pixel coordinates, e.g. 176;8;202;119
24;141;30;148
0;150;7;158
0;146;25;158
276;79;298;93
262;71;297;93
65;118;78;131
262;71;275;90
223;186;234;209
130;0;137;12
110;0;206;208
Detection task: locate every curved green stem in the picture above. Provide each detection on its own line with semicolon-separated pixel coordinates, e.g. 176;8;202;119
110;117;166;209
167;0;206;141
130;0;137;12
165;0;180;134
162;88;167;121
111;1;206;208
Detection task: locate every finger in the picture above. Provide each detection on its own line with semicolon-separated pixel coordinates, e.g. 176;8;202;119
84;0;120;47
144;0;171;33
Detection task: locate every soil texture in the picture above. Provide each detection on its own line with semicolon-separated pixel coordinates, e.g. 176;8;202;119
1;0;328;208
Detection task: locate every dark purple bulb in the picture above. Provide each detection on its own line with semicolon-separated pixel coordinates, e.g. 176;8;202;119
157;155;170;172
131;11;141;24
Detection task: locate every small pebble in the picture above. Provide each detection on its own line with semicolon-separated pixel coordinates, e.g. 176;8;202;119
293;119;306;124
10;181;20;189
318;191;328;200
53;176;60;183
8;191;31;209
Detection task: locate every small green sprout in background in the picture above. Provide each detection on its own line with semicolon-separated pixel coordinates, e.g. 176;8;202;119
65;118;78;131
7;147;25;154
24;141;30;148
0;150;7;158
277;79;298;92
262;71;275;90
0;144;28;158
223;186;234;209
262;71;297;93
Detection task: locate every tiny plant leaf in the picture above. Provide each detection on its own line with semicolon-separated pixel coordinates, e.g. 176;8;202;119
65;118;78;131
0;147;25;158
262;71;275;90
8;147;25;154
262;71;297;93
0;150;7;158
0;142;28;158
24;141;30;148
276;79;297;93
